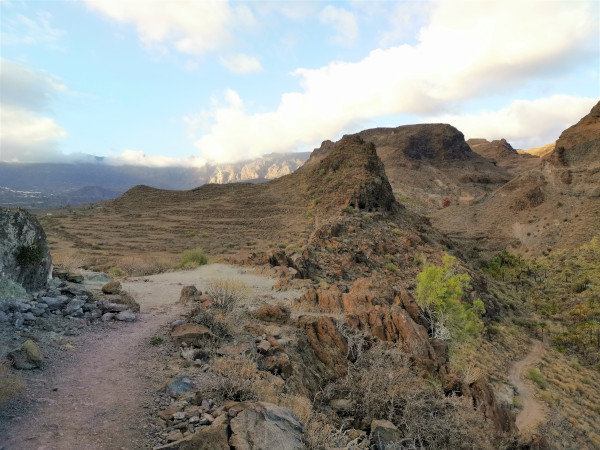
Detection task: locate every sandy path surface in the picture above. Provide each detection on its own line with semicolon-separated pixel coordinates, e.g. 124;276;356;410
509;340;547;434
1;264;300;450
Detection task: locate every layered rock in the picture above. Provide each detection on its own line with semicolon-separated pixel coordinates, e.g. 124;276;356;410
0;207;52;292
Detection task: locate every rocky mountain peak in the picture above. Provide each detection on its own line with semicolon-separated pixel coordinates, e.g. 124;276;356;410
548;101;600;166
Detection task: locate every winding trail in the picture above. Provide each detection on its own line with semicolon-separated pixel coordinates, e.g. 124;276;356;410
0;264;300;450
508;340;547;433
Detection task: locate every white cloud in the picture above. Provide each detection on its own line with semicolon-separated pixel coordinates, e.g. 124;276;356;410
0;59;68;162
1;10;65;49
219;53;263;74
105;149;207;167
319;5;358;46
192;0;598;163
424;96;598;149
85;0;255;55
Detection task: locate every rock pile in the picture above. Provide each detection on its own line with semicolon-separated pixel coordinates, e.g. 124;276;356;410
0;278;138;330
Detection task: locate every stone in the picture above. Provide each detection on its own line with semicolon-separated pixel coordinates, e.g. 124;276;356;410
101;312;115;322
228;402;303;450
370;419;402;450
8;339;43;370
22;312;36;322
171;319;187;329
0;207;52;292
166;377;195;398
97;299;129;313
158;404;182;421
178;418;230;450
330;398;353;412
115;310;136;322
63;298;86;315
171;324;217;347
40;296;68;310
251;305;291;323
166;430;184;442
101;280;121;294
179;286;199;303
257;340;271;355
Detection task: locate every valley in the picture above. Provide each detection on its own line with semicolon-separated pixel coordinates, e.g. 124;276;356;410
1;102;599;449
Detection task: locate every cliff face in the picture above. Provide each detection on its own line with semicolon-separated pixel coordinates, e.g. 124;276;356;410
0;207;52;292
208;153;310;184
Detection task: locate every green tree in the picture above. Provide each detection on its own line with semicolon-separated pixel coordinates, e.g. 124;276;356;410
416;254;485;343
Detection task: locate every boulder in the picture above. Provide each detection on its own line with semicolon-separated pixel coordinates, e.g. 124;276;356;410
8;339;43;370
298;316;348;379
228;402;303;450
115;310;136;322
252;304;291;323
171;323;217;347
101;280;121;294
0;207;52;292
166;376;195;397
370;419;402;449
179;285;200;303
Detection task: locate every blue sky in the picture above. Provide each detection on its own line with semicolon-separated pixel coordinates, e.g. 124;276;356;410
1;0;598;166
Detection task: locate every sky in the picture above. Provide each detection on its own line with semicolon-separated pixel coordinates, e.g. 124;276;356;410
0;0;598;166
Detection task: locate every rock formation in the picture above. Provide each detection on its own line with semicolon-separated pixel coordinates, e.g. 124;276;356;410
0;207;52;292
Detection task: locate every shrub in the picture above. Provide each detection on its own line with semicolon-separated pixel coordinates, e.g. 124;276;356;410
415;254;485;343
149;336;164;346
189;306;231;338
15;244;44;266
526;368;547;389
342;206;354;214
305;209;314;218
107;267;124;277
176;248;208;269
385;262;399;274
206;279;249;313
185;231;196;237
391;228;402;236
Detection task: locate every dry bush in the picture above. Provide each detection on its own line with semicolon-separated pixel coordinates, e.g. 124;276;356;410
203;357;260;403
206;279;250;313
0;362;25;404
189;306;232;338
116;255;174;276
318;344;498;449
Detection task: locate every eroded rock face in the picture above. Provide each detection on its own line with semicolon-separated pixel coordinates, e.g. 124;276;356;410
0;207;52;292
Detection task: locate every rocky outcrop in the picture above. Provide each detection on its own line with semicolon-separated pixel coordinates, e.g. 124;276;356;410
547;101;600;166
359;124;475;161
297;316;349;379
0;207;52;292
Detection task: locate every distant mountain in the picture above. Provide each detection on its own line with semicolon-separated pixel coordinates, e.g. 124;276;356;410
467;138;541;174
0;152;310;209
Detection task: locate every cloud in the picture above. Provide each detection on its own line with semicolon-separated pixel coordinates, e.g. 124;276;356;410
0;59;68;162
105;149;207;167
85;0;255;55
424;96;598;149
319;5;358;46
0;9;65;49
192;0;598;163
219;53;263;74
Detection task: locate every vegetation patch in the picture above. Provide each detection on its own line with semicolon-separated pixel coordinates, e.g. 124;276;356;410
176;248;208;269
15;244;44;266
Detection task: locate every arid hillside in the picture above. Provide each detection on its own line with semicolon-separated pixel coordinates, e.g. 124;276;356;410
430;101;600;257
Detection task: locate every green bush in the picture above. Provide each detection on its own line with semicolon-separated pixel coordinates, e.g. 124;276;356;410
176;249;208;269
526;367;547;389
149;336;164;346
342;206;354;214
415;254;485;343
391;228;402;236
107;267;124;277
385;262;399;274
185;231;196;237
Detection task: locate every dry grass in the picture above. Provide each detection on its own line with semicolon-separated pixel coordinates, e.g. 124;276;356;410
536;349;600;447
0;362;25;404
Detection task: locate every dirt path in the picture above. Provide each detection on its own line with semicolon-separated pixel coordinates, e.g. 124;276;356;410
1;264;300;450
509;340;547;434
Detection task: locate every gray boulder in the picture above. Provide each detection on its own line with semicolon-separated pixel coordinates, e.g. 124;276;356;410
115;310;136;322
8;339;43;369
370;419;403;450
229;402;303;450
0;207;52;292
63;298;86;315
